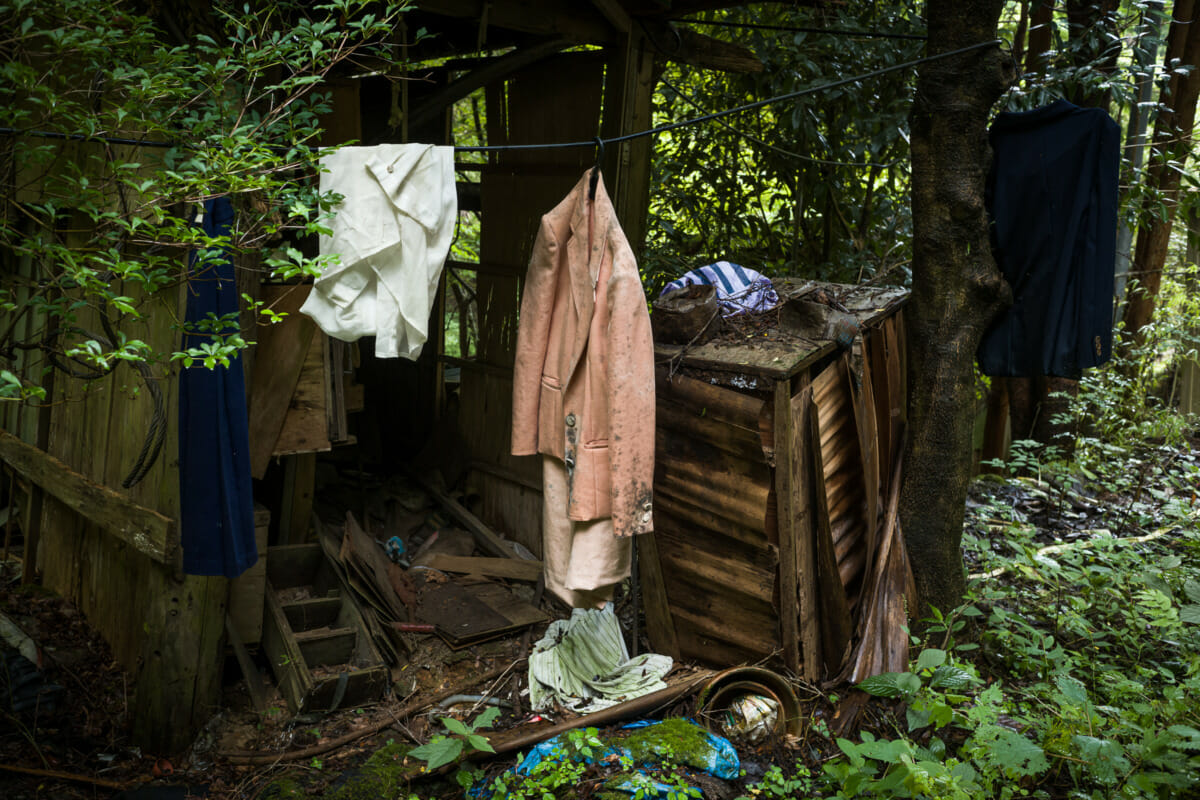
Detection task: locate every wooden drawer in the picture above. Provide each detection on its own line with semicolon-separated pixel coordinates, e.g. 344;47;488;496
262;543;389;713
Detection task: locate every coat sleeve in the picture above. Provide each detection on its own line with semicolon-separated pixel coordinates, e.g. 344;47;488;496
606;248;656;537
511;216;560;456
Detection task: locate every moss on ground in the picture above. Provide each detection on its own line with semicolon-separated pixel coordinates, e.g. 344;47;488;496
617;717;717;771
257;775;306;799
325;740;428;800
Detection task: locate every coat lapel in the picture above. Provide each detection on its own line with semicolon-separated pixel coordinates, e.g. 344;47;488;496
565;170;598;372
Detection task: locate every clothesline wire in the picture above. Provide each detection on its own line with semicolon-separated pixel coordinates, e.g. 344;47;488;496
455;39;1000;153
0;39;999;158
677;19;929;41
656;75;904;170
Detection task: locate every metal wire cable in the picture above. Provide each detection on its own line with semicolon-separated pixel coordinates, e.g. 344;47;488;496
455;38;1001;153
2;38;1000;156
656;76;904;169
678;19;928;41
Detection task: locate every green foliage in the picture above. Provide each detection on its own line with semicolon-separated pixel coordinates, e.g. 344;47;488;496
479;726;604;800
644;3;922;289
407;706;500;771
1;0;413;397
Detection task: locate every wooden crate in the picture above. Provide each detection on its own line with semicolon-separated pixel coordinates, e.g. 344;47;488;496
262;542;390;713
643;281;908;681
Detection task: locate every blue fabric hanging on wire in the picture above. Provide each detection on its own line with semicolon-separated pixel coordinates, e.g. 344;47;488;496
977;99;1120;377
179;197;257;577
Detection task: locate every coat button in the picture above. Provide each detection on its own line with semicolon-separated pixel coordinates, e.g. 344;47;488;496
565;413;576;427
642;511;651;522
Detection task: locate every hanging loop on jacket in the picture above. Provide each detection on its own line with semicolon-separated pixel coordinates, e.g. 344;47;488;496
588;136;605;201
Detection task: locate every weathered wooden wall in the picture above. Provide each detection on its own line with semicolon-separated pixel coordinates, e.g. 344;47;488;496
652;370;780;666
1;213;226;754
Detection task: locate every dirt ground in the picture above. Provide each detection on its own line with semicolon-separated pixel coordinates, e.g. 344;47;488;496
0;558;868;800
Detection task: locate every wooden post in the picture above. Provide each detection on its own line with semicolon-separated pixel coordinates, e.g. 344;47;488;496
635;531;680;660
602;27;658;249
279;453;317;545
791;379;821;681
773;379;802;674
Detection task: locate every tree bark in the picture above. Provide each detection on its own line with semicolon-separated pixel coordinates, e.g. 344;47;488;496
903;1;1011;617
1121;0;1200;342
1025;0;1057;76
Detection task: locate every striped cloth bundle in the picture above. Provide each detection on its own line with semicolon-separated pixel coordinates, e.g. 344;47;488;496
659;261;779;316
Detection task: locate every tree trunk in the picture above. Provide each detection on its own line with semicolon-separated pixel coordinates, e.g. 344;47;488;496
1121;0;1200;342
1025;0;1057;76
1114;0;1168;310
904;1;1011;617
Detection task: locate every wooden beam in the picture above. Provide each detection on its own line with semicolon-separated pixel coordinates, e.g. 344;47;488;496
642;21;765;73
225;614;269;711
419;553;543;582
636;530;681;660
0;429;175;565
773;379;801;674
792;384;820;680
406;37;572;131
412;0;613;44
409;472;514;559
603;27;658;249
248;285;316;479
279;453;317;545
590;0;631;33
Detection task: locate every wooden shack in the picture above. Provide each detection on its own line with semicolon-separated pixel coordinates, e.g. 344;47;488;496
640;282;909;681
0;0;776;752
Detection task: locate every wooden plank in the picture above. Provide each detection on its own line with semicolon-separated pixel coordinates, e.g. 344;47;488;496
0;429;175;564
808;379;854;676
248;285;316;478
857;338;882;567
133;571;227;753
668;604;780;659
636;531;680;660
262;578;310;711
772;378;801;673
296;627;357;667
655;339;836;382
654;526;776;605
653;492;769;552
282;597;344;630
228;505;271;644
225;614;268;711
654;430;771;533
278;453;317;545
273;330;332;457
407;38;573;131
602;26;654;247
266;543;325;587
411;472;516;559
656;368;768;427
420;553;543;581
791;385;820;680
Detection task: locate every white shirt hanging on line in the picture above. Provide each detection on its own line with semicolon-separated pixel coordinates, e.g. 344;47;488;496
301;144;457;359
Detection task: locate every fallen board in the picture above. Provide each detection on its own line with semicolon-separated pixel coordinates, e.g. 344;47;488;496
420;553;543;582
415;578;548;648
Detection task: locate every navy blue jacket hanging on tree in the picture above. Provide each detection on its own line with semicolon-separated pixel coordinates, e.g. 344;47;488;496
179;197;257;577
977;98;1120;377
